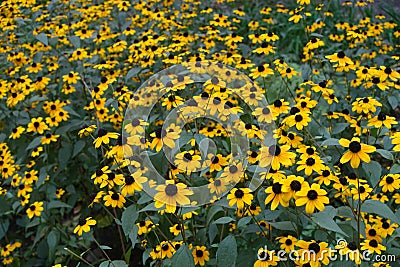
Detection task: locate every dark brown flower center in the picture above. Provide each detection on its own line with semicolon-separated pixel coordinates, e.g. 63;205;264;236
165;184;178;196
234;189;244;198
308;242;320;253
349;141;361;153
307;190;318;200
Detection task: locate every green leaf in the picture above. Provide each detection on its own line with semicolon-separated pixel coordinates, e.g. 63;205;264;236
47;201;72;209
121;204;138;236
311;206;348;236
216;235;237;267
268;221;297;232
37;166;49;186
237;217;252;228
69;36;81;48
390;164;400;174
388;95;398;109
206;205;224;225
72;140;86;158
139;202;163;212
99;260;128;267
26;137;42;151
47;230;58;249
214;217;235;224
36;33;48;46
128;225;139;245
360;200;400;224
331;123;348;135
376;149;393;161
0;133;5;143
0;220;9;240
125;67;142;81
208;223;219;244
170;245;195;267
320;138;340;146
58;143;72;169
362;161;382;187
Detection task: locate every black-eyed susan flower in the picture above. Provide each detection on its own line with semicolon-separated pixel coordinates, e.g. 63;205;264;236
265;181;291;210
78;125;96;138
121;171;147;196
169;223;187;236
91;166;111;185
295;183;329;213
27;117;49;134
191;246;209;266
55;188;65;199
204;153;228;172
137;220;155;235
336;241;363;265
124;118;147;135
276;235;297;252
253;106;274;123
367;112;397;129
379;174;400;192
41;133;59;144
73;217;96;236
245;203;262;216
93;128;119;148
259;144;296;170
219;161;244;183
174;150;201;174
161;123;181;149
99;172;124;189
26;201;44;219
352;97;382;114
296;240;331;266
9;126;25;139
282;175;306;199
326;51;354;66
250;64;274;79
208;178;228;195
227;188;253;209
103;191;125;208
360;238;386;254
162;94;184;110
296;155;325;176
154;180;193;213
351;183;373;200
339;137;376;168
31;146;43;157
62;71;81;84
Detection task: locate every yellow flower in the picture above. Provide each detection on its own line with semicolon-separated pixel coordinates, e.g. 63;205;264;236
73;217;96;236
192;246;210;266
93;128;119;148
154;180;193;213
339;137;376;168
27;117;49;134
103;191;125;208
26;201;44;219
295;183;329;213
227;188;253;209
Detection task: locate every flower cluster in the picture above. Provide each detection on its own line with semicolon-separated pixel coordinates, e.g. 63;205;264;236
0;0;399;266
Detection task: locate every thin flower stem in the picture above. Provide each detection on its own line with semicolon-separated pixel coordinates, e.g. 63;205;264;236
355;168;362;250
243;204;269;239
113;208;127;257
93;238;115;266
64;247;95;267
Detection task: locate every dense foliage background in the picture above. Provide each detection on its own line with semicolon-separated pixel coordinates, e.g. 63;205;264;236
0;0;400;266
